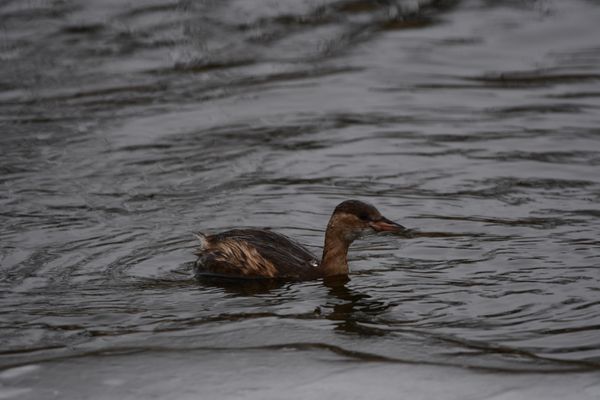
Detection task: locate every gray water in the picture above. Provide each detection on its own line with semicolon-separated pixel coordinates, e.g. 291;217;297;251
1;0;600;399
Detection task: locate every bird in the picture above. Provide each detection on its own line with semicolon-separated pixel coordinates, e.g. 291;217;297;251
194;200;410;280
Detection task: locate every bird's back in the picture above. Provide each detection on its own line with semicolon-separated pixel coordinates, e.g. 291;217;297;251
194;229;320;280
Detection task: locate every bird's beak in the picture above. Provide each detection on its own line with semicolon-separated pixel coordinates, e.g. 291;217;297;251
369;217;410;235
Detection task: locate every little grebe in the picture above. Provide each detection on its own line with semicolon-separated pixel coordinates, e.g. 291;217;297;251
194;200;410;280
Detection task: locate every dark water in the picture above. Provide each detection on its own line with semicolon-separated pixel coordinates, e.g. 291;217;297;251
2;0;600;398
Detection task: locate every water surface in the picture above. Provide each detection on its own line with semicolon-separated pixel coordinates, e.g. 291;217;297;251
1;0;600;398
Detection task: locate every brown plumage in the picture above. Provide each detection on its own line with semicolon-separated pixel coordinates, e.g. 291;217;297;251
194;200;410;280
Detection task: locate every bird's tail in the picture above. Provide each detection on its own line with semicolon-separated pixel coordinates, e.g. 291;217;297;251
193;232;209;250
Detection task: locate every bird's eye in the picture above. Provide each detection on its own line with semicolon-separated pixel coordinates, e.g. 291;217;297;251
358;213;370;221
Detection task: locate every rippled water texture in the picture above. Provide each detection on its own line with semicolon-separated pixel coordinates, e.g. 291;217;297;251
2;0;600;398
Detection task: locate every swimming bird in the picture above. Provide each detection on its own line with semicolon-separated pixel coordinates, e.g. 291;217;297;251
194;200;410;280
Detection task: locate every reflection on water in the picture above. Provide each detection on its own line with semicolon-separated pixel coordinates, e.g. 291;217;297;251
1;0;600;398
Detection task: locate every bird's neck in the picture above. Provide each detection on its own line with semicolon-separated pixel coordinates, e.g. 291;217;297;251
320;219;353;277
